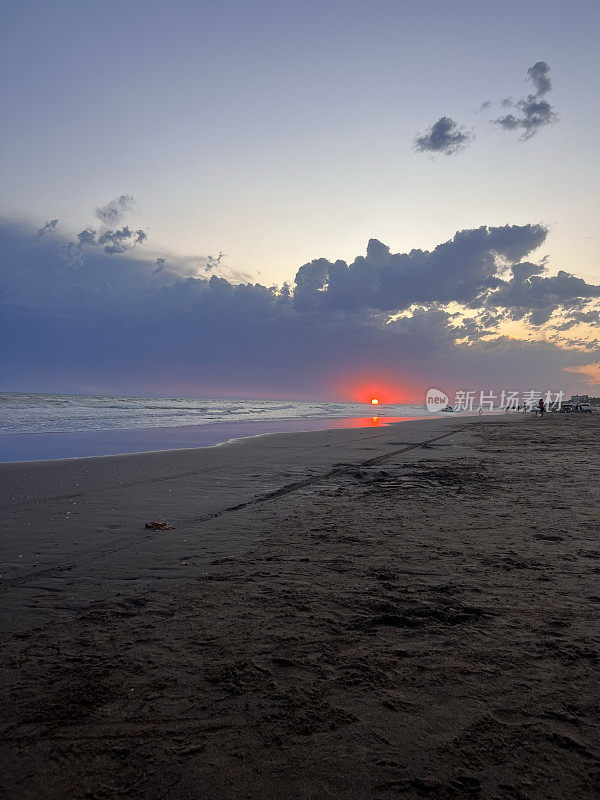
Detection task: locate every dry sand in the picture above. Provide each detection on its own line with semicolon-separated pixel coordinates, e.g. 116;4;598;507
1;414;599;798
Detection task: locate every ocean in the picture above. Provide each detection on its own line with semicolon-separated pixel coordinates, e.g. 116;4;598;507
0;392;429;462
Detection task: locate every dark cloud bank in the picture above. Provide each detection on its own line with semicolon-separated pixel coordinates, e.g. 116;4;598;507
1;219;598;398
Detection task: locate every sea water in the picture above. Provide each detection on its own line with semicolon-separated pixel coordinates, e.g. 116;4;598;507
0;393;428;462
0;393;426;436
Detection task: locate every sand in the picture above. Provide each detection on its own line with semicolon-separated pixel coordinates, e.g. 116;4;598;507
1;414;599;799
0;415;474;633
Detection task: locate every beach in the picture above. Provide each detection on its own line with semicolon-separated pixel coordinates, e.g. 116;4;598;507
1;413;599;798
0;415;466;632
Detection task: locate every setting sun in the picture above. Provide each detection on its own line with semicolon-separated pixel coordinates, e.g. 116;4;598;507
371;398;380;405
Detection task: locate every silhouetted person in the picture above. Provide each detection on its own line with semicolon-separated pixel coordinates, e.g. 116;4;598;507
538;398;545;416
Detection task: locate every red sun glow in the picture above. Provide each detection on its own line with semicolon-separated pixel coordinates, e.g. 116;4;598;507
335;373;420;405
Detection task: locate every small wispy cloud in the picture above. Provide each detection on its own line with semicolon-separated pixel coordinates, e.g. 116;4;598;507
37;218;58;237
94;194;134;226
154;257;166;274
206;251;225;272
49;195;151;262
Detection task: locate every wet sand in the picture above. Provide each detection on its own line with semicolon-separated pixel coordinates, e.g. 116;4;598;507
0;415;425;462
1;414;599;798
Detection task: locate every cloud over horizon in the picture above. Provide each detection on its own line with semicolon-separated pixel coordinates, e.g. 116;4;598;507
1;217;599;399
294;224;553;314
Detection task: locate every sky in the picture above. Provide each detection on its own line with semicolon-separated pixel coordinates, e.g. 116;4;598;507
1;0;600;401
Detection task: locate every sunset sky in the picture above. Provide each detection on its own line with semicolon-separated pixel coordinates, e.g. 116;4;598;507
1;0;599;400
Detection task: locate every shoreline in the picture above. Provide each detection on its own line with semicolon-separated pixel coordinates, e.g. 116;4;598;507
0;413;440;464
1;413;599;798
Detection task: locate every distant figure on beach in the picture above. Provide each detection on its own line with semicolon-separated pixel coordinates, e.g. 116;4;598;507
538;398;545;416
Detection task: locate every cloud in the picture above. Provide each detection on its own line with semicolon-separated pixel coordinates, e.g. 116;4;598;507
414;116;473;155
95;226;148;254
206;251;225;272
292;224;600;330
1;218;597;399
494;100;557;140
75;224;148;255
550;308;600;332
62;240;86;268
94;194;134;226
58;197;150;261
37;219;58;237
152;253;230;279
294;224;548;312
479;263;600;324
527;61;552;96
77;228;97;246
493;61;558;140
563;362;600;385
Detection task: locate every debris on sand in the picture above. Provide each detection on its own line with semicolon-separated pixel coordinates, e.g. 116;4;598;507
144;521;175;530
